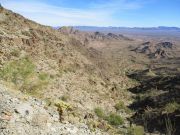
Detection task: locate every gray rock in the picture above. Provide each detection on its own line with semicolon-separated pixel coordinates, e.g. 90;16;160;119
0;84;108;135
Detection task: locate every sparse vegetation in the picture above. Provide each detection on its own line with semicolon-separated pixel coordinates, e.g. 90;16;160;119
55;100;72;112
165;115;176;135
127;126;144;135
136;89;161;102
105;113;124;126
1;5;180;135
58;64;77;77
0;57;49;95
164;102;180;114
115;101;131;113
55;100;73;122
115;101;125;111
0;57;34;82
11;49;21;57
38;73;49;81
94;107;105;118
94;107;124;126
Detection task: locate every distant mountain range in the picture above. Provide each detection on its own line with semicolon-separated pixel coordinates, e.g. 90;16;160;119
68;26;180;38
54;26;180;37
73;26;180;31
54;26;180;31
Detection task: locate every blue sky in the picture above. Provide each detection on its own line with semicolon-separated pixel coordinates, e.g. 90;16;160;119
1;0;180;27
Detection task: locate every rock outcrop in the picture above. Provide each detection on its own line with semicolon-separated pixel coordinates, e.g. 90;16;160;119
58;27;133;45
133;41;176;59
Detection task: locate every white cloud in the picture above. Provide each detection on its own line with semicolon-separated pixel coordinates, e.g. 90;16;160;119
1;0;143;26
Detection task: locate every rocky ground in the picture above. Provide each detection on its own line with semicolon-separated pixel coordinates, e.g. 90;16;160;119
0;83;107;135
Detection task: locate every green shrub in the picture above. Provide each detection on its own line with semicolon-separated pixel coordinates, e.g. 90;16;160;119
105;113;124;126
134;126;144;135
164;102;180;113
127;127;134;135
0;57;35;84
115;101;131;113
115;101;125;110
0;57;49;95
94;107;124;126
38;73;49;81
127;126;144;135
94;107;105;118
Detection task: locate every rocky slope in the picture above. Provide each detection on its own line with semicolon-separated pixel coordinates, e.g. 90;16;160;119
0;6;110;111
2;5;179;135
0;83;107;135
0;6;137;135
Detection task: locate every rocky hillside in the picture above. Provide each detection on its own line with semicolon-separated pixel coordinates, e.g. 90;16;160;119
2;5;179;135
0;83;107;135
133;41;176;59
0;6;138;135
